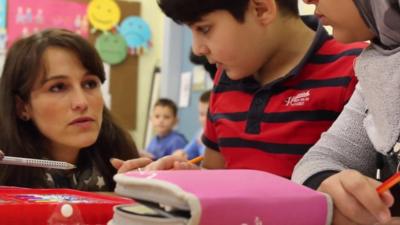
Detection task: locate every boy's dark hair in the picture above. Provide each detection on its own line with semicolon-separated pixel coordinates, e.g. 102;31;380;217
157;0;299;24
200;90;211;103
154;98;178;117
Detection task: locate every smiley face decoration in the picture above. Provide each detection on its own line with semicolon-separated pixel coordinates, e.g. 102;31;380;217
88;0;152;65
95;32;127;65
88;0;120;32
118;16;152;55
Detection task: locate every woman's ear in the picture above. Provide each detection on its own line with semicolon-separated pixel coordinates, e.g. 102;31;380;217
15;96;31;121
249;0;277;25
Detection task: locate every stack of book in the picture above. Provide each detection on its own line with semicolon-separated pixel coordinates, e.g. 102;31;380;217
109;169;332;225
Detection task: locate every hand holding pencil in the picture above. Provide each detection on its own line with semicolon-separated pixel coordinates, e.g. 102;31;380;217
317;170;394;225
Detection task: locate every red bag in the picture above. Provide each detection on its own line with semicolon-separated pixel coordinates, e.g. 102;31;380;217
0;187;133;225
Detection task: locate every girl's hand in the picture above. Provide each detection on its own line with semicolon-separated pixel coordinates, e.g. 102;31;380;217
318;170;394;225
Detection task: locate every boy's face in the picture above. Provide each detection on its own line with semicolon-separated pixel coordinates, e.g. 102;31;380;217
189;5;273;80
303;0;375;43
151;105;177;137
198;101;209;128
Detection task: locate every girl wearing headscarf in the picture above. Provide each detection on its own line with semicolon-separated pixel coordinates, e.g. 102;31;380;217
292;0;400;224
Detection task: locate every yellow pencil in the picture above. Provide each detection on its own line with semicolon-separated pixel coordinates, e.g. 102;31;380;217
188;156;204;164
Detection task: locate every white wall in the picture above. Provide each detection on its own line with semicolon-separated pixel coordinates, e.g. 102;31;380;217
124;0;164;149
299;1;315;15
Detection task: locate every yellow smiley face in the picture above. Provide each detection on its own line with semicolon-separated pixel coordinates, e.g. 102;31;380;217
88;0;121;31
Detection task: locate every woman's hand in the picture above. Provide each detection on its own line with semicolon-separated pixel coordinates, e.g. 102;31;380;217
318;169;394;225
144;155;200;171
110;155;200;173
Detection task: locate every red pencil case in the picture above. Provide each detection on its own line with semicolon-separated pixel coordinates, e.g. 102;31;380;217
0;187;133;225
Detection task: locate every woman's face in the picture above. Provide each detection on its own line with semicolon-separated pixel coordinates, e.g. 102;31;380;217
20;47;104;161
303;0;375;43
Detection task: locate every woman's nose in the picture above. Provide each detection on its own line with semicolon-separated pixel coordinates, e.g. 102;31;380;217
71;88;88;112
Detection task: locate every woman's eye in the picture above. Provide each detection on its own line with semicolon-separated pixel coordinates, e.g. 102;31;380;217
49;83;66;92
83;80;99;89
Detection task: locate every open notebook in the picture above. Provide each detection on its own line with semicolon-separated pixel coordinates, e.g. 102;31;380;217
109;169;332;225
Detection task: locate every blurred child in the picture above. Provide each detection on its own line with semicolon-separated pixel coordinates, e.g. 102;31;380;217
146;98;188;160
174;90;211;160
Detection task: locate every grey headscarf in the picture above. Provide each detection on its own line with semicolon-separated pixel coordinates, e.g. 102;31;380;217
353;0;400;51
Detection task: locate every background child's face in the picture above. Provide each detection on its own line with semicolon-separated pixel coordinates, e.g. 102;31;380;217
22;47;104;159
189;5;274;81
303;0;375;43
151;105;177;137
198;101;209;128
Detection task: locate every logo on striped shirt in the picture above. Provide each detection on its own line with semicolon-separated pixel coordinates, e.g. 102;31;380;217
285;90;310;106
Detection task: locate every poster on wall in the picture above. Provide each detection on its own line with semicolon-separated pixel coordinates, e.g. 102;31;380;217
7;0;88;47
0;0;7;50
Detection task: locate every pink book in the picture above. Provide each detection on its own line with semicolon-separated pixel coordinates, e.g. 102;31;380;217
110;169;332;225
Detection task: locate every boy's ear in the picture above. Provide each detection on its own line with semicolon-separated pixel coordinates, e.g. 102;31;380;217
249;0;277;25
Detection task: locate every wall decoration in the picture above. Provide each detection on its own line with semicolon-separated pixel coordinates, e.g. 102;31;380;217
0;0;6;29
87;0;120;32
95;32;127;65
8;0;88;47
118;16;152;55
0;0;7;50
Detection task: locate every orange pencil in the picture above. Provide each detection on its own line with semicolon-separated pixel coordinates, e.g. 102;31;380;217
188;156;204;164
376;172;400;194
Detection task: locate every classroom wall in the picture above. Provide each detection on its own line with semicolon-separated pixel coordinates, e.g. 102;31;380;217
125;0;164;149
299;1;315;15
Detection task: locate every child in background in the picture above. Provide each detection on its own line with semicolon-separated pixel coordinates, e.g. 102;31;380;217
146;98;188;160
292;0;400;223
0;29;140;191
174;90;211;160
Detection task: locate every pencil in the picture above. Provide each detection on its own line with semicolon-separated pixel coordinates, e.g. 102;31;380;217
188;156;204;164
0;156;76;170
376;172;400;194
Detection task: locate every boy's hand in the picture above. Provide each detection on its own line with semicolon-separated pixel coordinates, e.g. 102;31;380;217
172;149;188;160
144;155;200;171
110;157;153;173
318;169;394;225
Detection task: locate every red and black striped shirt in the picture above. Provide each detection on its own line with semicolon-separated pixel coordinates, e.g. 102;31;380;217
202;17;367;178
